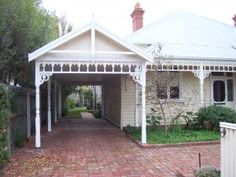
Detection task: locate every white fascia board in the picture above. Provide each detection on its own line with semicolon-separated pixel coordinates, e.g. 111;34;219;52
94;23;153;62
28;23;92;62
155;55;236;63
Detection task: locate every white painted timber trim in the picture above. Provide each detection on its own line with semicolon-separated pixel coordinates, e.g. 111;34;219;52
220;122;236;130
28;21;153;62
91;27;95;57
48;50;136;55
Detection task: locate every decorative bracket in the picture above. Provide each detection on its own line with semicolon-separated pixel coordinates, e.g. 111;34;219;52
192;70;211;80
130;64;146;86
192;64;211;80
40;72;53;85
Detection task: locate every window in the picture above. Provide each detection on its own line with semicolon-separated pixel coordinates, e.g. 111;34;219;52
156;72;180;99
170;86;179;99
212;72;234;103
227;79;233;101
213;81;225;102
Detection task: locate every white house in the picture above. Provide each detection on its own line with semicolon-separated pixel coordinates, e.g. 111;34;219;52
28;3;236;147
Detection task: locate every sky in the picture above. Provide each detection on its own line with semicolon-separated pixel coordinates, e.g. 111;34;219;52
42;0;236;37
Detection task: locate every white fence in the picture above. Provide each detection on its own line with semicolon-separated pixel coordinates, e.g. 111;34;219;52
220;122;236;177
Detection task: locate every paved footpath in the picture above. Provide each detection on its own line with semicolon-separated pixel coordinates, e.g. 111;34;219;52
1;113;220;177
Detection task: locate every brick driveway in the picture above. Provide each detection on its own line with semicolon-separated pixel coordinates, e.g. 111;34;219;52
1;114;220;177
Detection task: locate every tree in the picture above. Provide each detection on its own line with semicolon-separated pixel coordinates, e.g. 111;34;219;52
0;0;59;87
58;14;73;36
146;43;198;133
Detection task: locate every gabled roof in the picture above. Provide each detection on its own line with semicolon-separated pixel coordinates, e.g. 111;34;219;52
127;11;236;60
28;21;153;62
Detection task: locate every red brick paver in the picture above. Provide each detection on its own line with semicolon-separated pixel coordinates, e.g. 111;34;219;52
1;115;220;177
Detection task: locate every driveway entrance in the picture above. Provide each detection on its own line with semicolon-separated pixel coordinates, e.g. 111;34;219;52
1;114;220;177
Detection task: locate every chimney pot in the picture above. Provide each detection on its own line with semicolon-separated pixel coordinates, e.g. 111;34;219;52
131;2;145;32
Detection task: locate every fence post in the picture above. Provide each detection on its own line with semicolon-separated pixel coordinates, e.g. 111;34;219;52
220;122;236;177
26;90;31;138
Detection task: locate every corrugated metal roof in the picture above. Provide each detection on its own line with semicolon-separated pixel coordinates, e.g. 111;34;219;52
127;11;236;60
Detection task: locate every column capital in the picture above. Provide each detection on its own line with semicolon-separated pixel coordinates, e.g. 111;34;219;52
192;64;211;80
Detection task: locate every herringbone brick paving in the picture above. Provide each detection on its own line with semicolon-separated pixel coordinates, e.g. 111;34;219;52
1;114;220;177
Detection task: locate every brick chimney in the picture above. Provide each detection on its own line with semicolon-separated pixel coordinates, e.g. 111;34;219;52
131;2;145;32
233;14;236;27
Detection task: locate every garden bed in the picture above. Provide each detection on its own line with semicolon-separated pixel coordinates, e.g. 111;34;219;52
124;126;220;148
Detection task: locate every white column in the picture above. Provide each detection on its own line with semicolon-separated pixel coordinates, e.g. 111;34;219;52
101;85;105;118
35;62;41;148
47;78;52;132
26;91;31;138
141;64;147;144
58;83;62;119
54;80;58;123
199;66;204;107
193;64;210;108
135;83;139;127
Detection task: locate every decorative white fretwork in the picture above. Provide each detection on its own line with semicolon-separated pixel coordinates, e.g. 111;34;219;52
40;72;52;84
147;63;236;73
192;70;211;80
130;65;142;85
39;62;142;74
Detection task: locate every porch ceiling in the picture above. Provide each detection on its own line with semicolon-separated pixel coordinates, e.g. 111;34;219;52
54;73;122;85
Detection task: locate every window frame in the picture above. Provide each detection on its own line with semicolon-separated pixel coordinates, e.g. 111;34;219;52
211;72;234;105
156;72;181;100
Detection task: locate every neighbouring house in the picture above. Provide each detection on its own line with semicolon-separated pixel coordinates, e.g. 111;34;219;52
28;3;236;147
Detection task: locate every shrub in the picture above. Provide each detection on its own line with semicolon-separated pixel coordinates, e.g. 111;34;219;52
146;108;162;130
65;98;76;109
195;106;236;131
194;166;220;177
0;84;11;167
93;110;101;118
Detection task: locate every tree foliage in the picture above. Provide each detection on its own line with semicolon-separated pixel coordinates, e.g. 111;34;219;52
0;0;59;87
58;14;73;36
0;84;11;167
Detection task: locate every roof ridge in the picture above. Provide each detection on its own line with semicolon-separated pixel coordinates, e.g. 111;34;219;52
178;10;234;28
126;10;235;41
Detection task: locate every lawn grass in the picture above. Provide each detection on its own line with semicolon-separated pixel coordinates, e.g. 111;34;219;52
126;127;220;144
65;107;88;119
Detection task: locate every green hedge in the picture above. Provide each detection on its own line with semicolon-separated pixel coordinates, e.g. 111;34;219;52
195;105;236;131
0;84;11;167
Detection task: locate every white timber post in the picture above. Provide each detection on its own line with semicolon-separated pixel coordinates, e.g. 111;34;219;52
199;64;204;107
135;83;139;127
58;82;62;119
26;90;31;138
192;63;210;108
130;64;147;144
101;85;105;118
54;79;58;123
141;63;147;144
47;78;52;132
35;62;41;148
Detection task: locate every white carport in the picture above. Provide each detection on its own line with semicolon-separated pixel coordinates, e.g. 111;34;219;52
28;21;152;148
